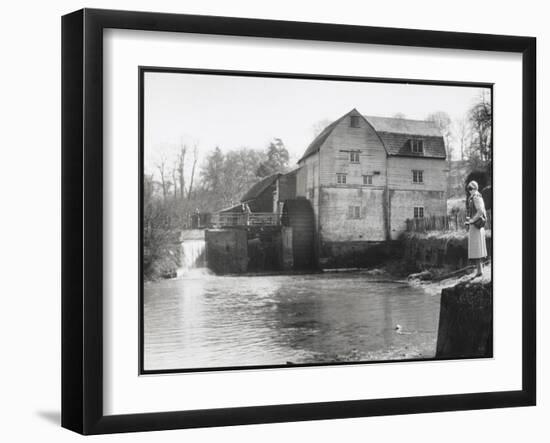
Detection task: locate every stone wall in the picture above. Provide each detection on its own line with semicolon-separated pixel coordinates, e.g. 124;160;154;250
402;231;492;270
319;240;401;269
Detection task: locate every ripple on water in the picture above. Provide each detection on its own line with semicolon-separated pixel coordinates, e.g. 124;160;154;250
143;272;440;371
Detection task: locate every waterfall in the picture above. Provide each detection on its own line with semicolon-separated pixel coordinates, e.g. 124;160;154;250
177;239;206;277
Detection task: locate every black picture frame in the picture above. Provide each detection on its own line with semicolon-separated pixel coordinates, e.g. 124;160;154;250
62;8;536;435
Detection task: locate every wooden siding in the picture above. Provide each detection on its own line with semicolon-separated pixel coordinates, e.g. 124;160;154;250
295;165;307;197
387;157;447;239
387;156;447;191
278;171;297;201
319;110;387;187
246;182;276;212
319;187;386;242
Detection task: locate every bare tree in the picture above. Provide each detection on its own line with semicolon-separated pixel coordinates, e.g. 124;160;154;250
188;145;198;200
171;160;178;202
426;111;453;160
177;145;187;201
468;91;492;167
455;117;471;161
156;157;169;202
311;118;333;137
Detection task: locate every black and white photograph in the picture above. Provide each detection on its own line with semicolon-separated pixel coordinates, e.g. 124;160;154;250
140;69;493;373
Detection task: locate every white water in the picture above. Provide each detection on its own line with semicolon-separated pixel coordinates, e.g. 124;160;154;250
177;239;206;277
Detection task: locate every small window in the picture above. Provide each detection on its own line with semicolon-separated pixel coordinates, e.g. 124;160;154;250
348;206;361;219
350;116;360;128
337;173;347;184
414;207;424;218
410;139;424;154
363;175;373;185
412;170;424;183
349;151;360;163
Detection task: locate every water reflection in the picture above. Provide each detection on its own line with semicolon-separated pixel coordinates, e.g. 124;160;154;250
143;272;440;371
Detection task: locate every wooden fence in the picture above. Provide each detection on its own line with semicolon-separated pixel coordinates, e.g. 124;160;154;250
210;212;281;228
405;210;492;233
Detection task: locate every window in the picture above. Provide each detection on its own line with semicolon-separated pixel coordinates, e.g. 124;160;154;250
350;115;360;128
414;207;424;218
336;173;347;184
363;175;373;185
349;151;360;163
412;170;424;183
410;139;424;153
348;206;361;219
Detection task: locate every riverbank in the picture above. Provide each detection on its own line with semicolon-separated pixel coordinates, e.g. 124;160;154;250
407;262;492;296
398;228;492;295
402;229;492;270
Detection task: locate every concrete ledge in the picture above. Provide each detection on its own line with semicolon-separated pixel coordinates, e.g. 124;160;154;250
205;229;248;274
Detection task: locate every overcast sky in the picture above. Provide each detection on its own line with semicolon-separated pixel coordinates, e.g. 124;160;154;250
144;71;490;174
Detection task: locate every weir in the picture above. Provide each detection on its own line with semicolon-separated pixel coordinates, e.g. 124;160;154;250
177;230;206;277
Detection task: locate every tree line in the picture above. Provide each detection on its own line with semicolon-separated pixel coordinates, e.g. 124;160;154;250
143;138;289;280
425;90;492;172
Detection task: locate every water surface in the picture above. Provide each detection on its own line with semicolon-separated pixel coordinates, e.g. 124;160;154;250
143;271;440;371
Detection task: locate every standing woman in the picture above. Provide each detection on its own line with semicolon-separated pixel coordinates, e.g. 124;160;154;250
465;180;487;277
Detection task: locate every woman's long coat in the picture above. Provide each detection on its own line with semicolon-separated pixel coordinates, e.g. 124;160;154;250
468;192;488;259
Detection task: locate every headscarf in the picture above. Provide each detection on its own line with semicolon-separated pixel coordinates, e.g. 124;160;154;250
467;180;479;192
467;180;481;199
467;180;485;216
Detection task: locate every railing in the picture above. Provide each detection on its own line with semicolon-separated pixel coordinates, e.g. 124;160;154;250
210;212;281;228
405;210;492;233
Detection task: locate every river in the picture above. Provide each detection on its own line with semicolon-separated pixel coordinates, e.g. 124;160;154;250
143;270;440;371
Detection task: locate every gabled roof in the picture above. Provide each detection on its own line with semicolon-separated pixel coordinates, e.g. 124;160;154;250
375;132;446;159
365;115;446;159
241;173;280;202
297;114;347;163
364;116;442;137
297;110;447;162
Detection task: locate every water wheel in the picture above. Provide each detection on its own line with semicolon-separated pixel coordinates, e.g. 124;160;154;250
281;199;315;269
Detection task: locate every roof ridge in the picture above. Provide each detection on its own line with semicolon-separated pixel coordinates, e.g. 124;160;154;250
297;113;348;163
364;115;437;123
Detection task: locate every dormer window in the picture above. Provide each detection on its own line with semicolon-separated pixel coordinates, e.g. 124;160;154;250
350;116;360;128
410;139;424;154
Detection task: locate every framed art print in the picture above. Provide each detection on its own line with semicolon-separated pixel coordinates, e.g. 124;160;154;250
62;8;536;434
